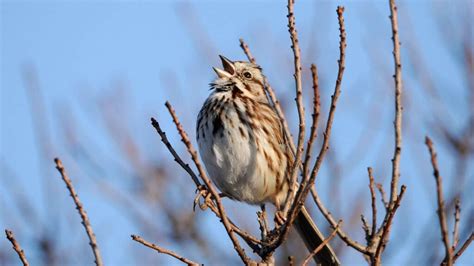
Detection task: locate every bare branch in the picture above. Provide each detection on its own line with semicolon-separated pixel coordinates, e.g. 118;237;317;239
425;137;452;265
388;0;404;207
54;158;103;266
374;185;407;263
376;183;389;210
5;229;29;266
305;7;368;255
239;39;256;63
452;198;461;251
150;117;202;187
311;187;368;254
302;221;342;266
276;8;349;257
453;233;473;263
131;234;200;266
302;64;321;180
368;167;377;238
283;0;306;216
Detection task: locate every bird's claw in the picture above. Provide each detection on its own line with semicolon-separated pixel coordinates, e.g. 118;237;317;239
274;211;287;226
193;186;213;211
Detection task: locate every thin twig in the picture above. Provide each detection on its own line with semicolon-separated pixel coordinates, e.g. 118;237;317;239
5;229;29;266
374;185;406;263
54;158;103;266
425;137;452;265
257;205;269;239
283;0;306;216
388;0;404;208
163;102;250;263
150;118;201;187
361;215;371;242
131;234;199;266
452;199;461;251
311;187;369;254
302;221;342;266
453;233;473;262
376;183;389;210
302;64;321;181
306;7;367;255
368;167;377;238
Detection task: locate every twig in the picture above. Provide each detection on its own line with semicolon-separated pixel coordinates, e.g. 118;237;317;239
239;39;255;63
302;64;321;181
301;221;342;266
368;167;377;238
131;235;199;266
374;185;406;263
376;183;389;210
5;229;29;266
283;0;306;216
305;7;368;255
311;187;369;254
453;233;473;262
388;0;404;208
257;205;269;239
361;215;371;242
150;117;202;187
163;102;250;263
452;199;461;251
54;158;103;266
425;137;452;265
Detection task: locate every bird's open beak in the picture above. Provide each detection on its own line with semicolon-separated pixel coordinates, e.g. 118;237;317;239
213;55;235;78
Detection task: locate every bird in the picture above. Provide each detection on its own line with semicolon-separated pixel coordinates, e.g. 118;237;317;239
196;55;340;265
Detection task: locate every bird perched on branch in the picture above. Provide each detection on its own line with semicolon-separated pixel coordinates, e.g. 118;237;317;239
196;55;340;265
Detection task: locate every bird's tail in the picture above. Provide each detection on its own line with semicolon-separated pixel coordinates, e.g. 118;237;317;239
294;206;340;266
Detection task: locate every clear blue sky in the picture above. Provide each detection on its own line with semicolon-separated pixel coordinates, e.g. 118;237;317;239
1;0;472;265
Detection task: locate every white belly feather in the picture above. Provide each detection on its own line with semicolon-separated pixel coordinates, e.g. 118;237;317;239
197;95;279;204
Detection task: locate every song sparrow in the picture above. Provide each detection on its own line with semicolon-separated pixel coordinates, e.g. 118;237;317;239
196;55;340;265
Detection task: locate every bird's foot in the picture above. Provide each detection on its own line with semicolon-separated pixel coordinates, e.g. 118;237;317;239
193;185;213;211
274;210;287;226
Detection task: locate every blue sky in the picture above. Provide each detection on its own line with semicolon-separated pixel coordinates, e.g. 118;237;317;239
1;0;472;265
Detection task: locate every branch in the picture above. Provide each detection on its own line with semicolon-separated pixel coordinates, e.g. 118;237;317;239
303;7;368;255
376;183;389;210
368;167;377;238
311;187;369;254
388;0;404;207
4;229;29;266
162;102;250;263
283;0;306;216
302;64;321;182
275;6;349;255
150;117;202;187
453;233;473;263
425;137;452;265
54;158;103;266
452;198;461;251
131;235;199;266
301;221;342;266
373;185;406;262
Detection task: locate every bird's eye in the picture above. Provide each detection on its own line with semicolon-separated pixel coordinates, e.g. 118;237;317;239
243;71;252;79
